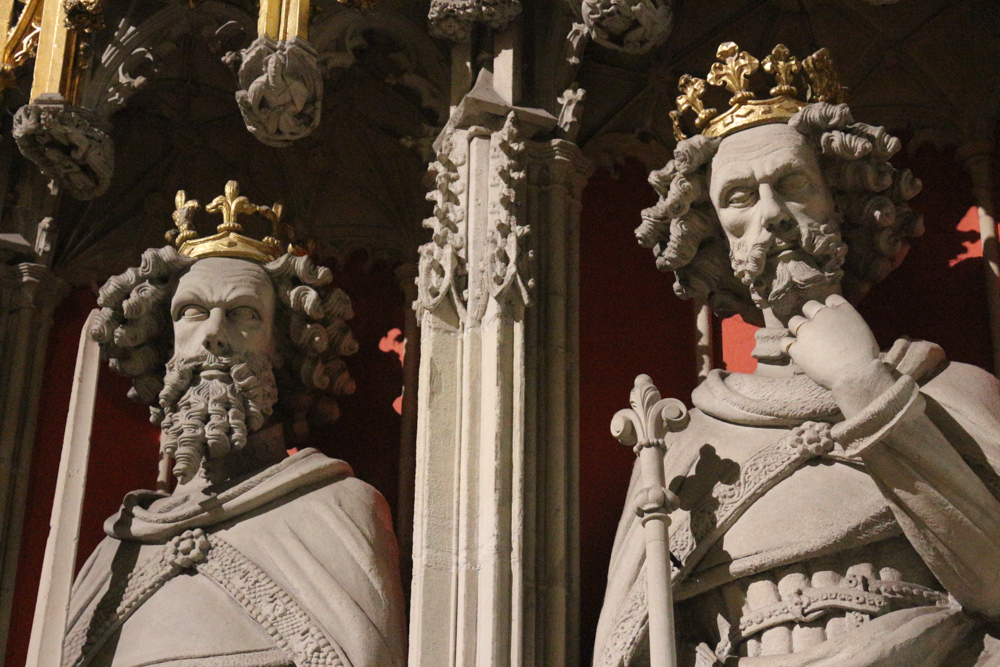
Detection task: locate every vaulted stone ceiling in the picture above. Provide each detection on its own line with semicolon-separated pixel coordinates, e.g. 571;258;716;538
575;0;1000;169
44;0;448;286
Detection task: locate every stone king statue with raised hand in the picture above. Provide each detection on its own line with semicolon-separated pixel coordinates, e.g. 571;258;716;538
594;44;1000;666
62;182;407;667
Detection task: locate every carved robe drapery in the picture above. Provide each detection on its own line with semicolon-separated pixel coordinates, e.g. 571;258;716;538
595;339;1000;666
63;449;407;667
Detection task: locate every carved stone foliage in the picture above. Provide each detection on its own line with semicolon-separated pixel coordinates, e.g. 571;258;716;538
226;36;324;147
581;0;674;54
483;112;531;309
416;129;468;320
428;0;522;42
12;100;114;200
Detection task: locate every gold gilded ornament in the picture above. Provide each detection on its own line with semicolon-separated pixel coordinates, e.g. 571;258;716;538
672;42;848;141
803;48;847;104
168;181;294;263
762;44;800;97
676;75;717;130
707;42;759;106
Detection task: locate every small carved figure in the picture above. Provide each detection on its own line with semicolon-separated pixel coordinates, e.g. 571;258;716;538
63;183;406;666
581;0;673;54
230;36;323;148
595;44;1000;666
12;100;114;201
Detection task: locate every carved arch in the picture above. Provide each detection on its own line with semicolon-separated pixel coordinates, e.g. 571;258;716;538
80;0;255;115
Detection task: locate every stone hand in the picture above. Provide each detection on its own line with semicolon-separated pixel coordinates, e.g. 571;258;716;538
782;295;880;390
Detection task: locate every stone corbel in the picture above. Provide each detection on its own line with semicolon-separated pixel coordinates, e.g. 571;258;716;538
11;0;114;200
228;0;323;147
228;35;323;148
428;0;522;42
581;0;674;54
12;95;114;201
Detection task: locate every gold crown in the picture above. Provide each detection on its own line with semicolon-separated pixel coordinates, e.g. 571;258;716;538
670;43;847;141
166;180;294;263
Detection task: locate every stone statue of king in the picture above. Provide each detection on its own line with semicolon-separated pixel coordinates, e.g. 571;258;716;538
62;182;407;667
594;44;1000;666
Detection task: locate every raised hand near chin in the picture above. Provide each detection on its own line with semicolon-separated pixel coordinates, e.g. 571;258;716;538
781;294;880;391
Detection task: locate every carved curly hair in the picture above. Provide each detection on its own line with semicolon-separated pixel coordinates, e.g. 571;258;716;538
635;102;924;326
89;246;358;439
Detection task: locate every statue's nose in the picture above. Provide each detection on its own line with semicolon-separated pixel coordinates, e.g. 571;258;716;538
758;184;796;238
202;308;230;355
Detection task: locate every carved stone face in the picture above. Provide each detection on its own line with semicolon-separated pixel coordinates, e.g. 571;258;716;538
171;257;276;362
708;123;843;320
162;257;279;484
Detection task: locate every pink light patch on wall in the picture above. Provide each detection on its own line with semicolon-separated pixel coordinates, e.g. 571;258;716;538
721;314;758;374
950;206;984;267
379;327;406;415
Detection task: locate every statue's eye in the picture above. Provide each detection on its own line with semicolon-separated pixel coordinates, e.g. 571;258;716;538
778;174;810;195
179;305;208;321
725;187;757;208
229;306;260;323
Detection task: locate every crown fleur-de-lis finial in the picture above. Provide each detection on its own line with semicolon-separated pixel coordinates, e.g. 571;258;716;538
256;201;286;252
676;75;718;130
803;48;846;103
707;42;759;106
206;180;258;234
168;190;201;246
168;182;292;262
763;44;800;97
670;42;839;140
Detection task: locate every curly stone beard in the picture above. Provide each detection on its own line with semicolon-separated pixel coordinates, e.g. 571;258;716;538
730;214;847;321
157;350;278;484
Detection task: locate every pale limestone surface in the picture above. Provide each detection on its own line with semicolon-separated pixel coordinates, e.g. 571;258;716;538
596;113;1000;666
63;256;406;667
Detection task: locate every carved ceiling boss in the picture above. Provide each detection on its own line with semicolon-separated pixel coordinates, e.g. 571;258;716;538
595;43;1000;666
63;182;407;667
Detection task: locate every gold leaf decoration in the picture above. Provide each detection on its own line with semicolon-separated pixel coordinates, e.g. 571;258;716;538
706;41;759;105
763;44;800;97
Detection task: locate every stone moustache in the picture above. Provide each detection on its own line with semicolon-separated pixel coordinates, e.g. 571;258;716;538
63;247;407;667
594;90;1000;666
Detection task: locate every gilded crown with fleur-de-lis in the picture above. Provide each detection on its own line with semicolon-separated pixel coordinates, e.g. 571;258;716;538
670;42;847;141
166;180;297;263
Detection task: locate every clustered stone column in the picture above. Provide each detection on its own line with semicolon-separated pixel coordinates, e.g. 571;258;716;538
409;75;591;665
0;262;67;658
